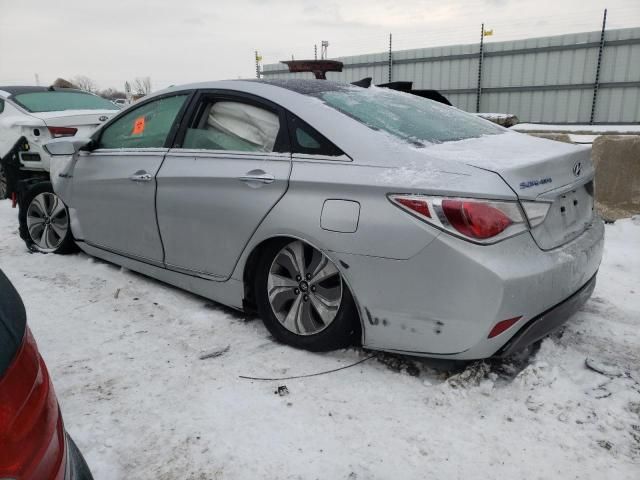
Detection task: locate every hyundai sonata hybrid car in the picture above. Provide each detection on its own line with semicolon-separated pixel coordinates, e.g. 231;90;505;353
0;269;93;479
36;79;603;359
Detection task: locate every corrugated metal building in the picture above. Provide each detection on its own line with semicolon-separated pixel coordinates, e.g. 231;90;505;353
262;27;640;124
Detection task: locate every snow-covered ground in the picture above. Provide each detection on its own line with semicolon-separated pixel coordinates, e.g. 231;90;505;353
1;199;639;479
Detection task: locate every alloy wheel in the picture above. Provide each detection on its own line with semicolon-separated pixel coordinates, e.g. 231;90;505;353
26;192;69;251
267;240;343;335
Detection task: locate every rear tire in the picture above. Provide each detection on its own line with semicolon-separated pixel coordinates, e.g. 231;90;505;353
18;182;77;254
255;239;361;352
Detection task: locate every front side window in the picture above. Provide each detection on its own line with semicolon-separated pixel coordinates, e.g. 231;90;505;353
314;87;503;145
183;101;280;152
11;91;118;113
98;94;188;149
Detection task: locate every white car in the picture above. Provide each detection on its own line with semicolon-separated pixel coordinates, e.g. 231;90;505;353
112;98;129;108
0;86;118;198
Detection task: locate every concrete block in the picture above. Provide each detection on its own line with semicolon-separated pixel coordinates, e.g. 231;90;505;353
592;135;640;220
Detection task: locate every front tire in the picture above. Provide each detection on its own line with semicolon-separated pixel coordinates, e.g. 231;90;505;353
19;182;77;254
255;239;360;352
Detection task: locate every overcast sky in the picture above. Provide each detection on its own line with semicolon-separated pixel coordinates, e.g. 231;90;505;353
1;0;638;92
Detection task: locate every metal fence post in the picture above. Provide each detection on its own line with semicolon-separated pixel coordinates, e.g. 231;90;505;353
388;33;393;82
476;23;484;113
590;9;607;125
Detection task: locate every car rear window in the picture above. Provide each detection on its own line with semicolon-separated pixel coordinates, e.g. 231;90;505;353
313;86;503;145
0;270;27;377
12;91;119;113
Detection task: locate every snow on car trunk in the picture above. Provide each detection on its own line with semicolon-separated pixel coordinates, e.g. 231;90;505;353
424;132;596;249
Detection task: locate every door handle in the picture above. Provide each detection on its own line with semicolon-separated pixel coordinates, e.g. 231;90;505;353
237;169;275;185
129;171;153;182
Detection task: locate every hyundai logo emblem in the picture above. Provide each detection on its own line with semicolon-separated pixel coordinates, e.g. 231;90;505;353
572;161;582;177
99;115;108;122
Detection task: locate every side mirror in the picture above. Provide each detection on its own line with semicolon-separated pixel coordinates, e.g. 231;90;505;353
44;137;93;155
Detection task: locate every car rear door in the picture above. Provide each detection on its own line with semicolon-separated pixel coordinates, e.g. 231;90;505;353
156;90;291;279
70;92;191;263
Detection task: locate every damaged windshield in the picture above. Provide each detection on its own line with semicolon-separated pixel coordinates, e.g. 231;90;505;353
315;86;503;145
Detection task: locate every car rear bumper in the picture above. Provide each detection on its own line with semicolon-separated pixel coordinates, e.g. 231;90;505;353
494;272;597;357
65;433;93;480
19;141;49;172
335;217;604;359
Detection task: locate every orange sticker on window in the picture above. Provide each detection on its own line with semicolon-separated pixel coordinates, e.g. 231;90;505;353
132;116;145;135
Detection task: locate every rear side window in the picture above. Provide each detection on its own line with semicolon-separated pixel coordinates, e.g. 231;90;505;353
0;99;4;114
287;114;344;156
99;94;188;149
11;91;118;113
183;100;281;152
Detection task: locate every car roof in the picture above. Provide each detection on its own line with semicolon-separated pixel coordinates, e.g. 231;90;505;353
151;78;354;98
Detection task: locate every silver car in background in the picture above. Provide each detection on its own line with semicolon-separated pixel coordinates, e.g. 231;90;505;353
38;79;603;359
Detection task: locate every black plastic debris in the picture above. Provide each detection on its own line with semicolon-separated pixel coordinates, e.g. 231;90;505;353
275;385;289;396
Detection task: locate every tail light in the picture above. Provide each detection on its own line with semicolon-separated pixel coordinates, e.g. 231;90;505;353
47;126;78;138
520;201;552;228
389;194;528;243
0;328;66;480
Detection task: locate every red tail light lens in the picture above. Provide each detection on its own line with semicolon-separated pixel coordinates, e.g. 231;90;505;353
394;197;431;218
0;328;66;480
488;316;522;338
441;200;512;239
47;126;78;138
389;194;527;244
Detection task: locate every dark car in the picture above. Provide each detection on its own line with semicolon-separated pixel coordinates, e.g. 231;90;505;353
0;269;93;480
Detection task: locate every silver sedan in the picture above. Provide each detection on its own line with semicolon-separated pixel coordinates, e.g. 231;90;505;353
37;79;603;359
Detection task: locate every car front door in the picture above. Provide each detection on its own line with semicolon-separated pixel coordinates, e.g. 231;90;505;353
70;93;190;263
156;91;291;279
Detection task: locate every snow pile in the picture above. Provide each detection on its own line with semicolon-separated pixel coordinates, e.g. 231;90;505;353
0;200;638;479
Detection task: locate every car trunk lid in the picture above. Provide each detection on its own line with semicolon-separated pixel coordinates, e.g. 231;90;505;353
33;109;116;137
423;132;596;249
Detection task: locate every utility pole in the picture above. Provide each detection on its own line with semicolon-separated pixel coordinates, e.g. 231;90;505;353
314;44;318;60
590;9;607;125
321;41;329;60
476;23;485;113
388;33;393;83
255;50;261;79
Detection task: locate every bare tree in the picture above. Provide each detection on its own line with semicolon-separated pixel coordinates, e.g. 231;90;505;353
73;75;97;93
98;88;126;100
132;77;152;96
52;78;77;89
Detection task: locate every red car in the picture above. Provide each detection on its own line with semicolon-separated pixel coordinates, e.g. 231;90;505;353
0;269;93;480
